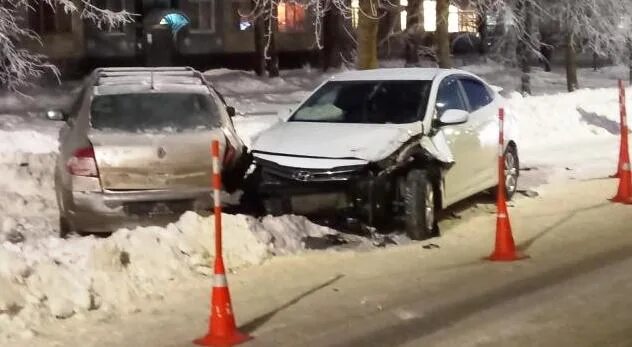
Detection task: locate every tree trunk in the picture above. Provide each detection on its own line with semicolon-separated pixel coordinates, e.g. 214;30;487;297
516;0;532;95
592;51;599;71
254;11;266;76
322;3;344;71
565;31;578;92
265;3;279;77
477;11;487;55
357;0;379;69
404;0;423;66
436;0;451;68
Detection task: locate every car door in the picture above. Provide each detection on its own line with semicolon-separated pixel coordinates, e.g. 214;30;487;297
434;76;481;206
458;76;498;190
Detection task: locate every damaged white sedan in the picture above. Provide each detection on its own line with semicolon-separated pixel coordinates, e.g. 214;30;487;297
250;68;519;240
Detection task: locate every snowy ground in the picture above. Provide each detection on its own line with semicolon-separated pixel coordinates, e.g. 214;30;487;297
0;62;630;343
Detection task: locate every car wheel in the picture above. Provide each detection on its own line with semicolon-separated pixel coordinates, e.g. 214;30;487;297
402;169;439;241
503;145;520;200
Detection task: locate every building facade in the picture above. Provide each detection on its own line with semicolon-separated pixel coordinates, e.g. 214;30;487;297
21;0;318;75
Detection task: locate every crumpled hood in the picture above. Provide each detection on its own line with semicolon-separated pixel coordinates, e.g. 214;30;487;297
252;122;415;162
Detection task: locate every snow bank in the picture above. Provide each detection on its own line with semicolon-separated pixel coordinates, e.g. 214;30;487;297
0;130;58;154
510;87;623;149
0;211;343;341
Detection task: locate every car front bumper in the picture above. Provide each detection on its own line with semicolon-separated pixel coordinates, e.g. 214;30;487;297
256;159;394;222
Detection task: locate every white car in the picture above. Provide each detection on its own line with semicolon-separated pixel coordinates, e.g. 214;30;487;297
250;68;519;240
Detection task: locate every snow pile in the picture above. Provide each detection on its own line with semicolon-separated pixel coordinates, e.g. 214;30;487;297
0;211;342;340
509;87;623;150
0;152;58;243
0;130;58;154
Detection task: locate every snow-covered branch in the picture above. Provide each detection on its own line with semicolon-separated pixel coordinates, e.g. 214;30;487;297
0;0;133;90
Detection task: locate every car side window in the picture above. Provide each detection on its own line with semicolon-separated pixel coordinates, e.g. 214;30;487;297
435;77;467;117
459;78;493;111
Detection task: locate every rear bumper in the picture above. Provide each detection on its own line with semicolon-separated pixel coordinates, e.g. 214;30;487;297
66;188;214;233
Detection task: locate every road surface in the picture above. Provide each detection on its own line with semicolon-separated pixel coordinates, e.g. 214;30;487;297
12;177;632;347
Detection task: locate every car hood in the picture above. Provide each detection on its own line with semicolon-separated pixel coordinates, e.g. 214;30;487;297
252;122;417;162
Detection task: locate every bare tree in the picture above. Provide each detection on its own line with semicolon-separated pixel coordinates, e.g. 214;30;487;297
477;0;632;93
0;0;132;90
545;0;632;91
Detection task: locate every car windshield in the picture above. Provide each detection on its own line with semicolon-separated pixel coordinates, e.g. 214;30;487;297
90;93;221;133
289;80;432;124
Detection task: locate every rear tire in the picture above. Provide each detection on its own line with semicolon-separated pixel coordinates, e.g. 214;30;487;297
402;170;439;241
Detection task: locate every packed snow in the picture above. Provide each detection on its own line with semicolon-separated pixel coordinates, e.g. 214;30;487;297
0;62;630;342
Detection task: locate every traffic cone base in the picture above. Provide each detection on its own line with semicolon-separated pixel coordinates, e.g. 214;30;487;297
194;270;251;346
610;196;632;204
611;164;632;204
487;250;530;262
193;331;252;347
487;209;528;262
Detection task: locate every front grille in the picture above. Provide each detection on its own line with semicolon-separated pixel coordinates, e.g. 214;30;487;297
257;159;366;183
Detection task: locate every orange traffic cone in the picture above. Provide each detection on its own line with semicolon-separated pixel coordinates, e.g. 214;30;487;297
611;80;632;204
194;140;252;347
487;108;528;262
487;190;528;261
193;257;252;347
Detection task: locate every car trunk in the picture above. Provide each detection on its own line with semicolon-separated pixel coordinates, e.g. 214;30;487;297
88;129;225;190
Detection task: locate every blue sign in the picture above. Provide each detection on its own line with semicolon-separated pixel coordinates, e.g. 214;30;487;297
159;13;190;34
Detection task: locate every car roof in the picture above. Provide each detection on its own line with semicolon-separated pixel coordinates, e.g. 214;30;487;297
329;68;477;82
91;67;213;95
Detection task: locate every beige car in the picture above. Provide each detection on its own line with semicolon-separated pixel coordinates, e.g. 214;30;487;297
48;67;247;236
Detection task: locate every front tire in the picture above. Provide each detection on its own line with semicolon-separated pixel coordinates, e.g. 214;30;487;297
402;170;439;241
499;145;520;200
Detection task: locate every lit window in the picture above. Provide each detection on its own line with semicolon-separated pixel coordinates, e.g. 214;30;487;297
422;1;460;33
278;1;306;32
183;0;215;33
28;1;72;35
458;10;478;32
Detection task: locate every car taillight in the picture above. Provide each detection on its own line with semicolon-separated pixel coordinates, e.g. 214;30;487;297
66;146;98;177
223;140;236;167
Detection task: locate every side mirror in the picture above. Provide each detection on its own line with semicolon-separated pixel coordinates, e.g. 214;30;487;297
436;109;469;126
46;110;66;121
226;106;236;118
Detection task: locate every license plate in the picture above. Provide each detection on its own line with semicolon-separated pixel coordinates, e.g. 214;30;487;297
125;200;192;217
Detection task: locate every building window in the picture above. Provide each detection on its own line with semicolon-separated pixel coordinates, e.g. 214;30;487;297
278;1;306;32
183;0;216;33
28;2;72;35
351;0;359;28
233;1;253;31
458;10;478;32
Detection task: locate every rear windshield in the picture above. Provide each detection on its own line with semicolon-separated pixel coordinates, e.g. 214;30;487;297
289;80;432;124
90;93;221;132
